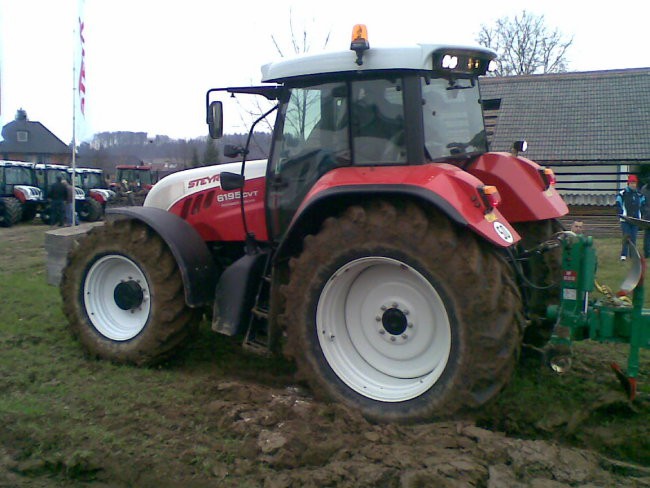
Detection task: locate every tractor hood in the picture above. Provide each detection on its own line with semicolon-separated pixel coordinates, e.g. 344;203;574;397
144;160;268;211
14;185;43;202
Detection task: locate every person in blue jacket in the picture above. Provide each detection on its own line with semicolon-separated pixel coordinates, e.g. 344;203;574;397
616;174;645;261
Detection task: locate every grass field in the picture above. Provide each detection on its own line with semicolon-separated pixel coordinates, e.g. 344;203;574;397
1;222;649;486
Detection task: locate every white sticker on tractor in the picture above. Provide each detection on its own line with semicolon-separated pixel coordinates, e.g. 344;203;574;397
563;288;577;301
493;222;514;243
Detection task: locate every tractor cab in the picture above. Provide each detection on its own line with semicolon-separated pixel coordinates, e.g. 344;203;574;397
207;28;497;240
34;164;85;201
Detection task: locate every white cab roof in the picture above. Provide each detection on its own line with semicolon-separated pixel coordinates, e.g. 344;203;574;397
261;44;496;83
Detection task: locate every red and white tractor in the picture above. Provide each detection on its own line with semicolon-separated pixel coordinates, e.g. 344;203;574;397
61;27;568;422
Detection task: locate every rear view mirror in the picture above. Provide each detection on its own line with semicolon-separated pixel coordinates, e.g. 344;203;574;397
208;101;223;139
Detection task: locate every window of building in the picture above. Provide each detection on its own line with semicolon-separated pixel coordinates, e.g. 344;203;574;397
16;131;29;142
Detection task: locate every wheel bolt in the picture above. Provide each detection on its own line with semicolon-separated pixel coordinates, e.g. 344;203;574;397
390;337;396;342
402;334;408;340
408;323;414;328
392;302;398;308
380;305;387;311
403;309;409;315
379;329;385;335
375;316;381;322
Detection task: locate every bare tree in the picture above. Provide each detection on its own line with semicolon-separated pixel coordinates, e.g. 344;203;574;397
477;11;573;76
234;9;331;140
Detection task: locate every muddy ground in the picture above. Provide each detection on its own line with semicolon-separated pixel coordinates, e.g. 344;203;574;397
1;223;650;487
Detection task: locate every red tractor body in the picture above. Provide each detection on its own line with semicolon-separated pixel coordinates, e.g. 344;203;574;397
62;28;569;423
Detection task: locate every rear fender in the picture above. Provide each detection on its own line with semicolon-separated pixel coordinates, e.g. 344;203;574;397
274;165;521;262
106;207;217;307
467;152;568;223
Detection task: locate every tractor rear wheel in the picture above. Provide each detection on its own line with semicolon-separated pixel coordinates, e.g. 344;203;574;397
513;219;563;347
283;201;522;422
60;219;199;365
0;197;22;227
79;198;103;222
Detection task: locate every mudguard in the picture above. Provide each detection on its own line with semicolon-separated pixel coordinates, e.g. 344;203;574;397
211;251;269;336
467;152;568;223
106;207;217;307
274;163;521;262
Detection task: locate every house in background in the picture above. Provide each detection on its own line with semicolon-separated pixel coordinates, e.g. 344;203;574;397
480;68;650;208
0;109;71;164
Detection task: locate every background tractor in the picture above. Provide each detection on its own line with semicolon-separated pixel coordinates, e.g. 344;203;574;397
69;167;115;221
61;27;570;422
34;164;86;224
0;160;42;226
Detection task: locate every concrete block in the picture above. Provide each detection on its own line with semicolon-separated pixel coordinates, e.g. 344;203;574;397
45;222;104;286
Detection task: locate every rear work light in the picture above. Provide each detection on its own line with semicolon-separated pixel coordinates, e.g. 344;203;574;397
478;185;501;211
538;167;556;189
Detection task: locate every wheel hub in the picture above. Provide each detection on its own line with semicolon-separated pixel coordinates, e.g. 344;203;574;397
113;280;144;311
382;307;408;336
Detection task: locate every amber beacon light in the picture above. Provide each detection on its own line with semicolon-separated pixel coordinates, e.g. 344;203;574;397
350;24;370;66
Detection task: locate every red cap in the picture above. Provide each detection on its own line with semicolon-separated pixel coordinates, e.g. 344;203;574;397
628;175;638;183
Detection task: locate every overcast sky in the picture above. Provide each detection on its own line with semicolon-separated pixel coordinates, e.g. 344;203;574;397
0;0;648;145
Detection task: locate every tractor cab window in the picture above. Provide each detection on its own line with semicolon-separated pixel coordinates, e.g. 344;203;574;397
269;82;349;239
5;166;32;186
351;79;406;163
271;82;349;178
422;77;487;161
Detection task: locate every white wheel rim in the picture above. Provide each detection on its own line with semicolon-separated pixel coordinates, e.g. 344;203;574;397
84;255;151;341
317;257;451;402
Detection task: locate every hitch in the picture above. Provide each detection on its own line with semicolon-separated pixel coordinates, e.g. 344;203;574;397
546;224;650;400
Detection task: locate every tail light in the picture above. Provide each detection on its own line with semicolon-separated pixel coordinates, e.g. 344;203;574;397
538;167;556;189
478;185;501;211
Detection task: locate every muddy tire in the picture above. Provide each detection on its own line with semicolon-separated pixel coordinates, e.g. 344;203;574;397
513;219;563;347
0;197;22;227
60;219;199;365
283;201;522;422
79;198;103;222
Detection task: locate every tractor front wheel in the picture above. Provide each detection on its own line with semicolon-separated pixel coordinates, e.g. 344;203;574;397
283;201;522;422
60;219;199;365
79;198;103;222
0;197;22;227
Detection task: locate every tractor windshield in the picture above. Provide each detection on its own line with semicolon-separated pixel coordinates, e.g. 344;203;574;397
421;77;487;161
5;166;33;186
81;172;104;189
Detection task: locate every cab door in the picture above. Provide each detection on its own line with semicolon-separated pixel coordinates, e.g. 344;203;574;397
266;82;349;241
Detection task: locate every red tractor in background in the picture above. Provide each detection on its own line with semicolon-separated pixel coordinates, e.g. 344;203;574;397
61;27;568;422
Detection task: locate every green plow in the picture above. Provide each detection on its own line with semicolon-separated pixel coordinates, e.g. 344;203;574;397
546;218;650;400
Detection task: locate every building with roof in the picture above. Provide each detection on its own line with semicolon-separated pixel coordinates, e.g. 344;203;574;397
0;109;71;165
480;68;650;207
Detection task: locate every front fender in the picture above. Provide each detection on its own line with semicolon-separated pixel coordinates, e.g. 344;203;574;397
275;164;521;262
467;152;568;223
106;206;217;307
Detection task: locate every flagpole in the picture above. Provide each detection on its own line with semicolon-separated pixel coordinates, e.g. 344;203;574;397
72;22;77;227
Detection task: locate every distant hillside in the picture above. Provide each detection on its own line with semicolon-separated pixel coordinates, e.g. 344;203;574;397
76;131;272;178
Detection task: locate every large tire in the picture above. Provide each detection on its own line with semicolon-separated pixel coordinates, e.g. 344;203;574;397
0;197;22;227
78;198;103;222
60;219;200;365
282;201;522;422
513;219;563;347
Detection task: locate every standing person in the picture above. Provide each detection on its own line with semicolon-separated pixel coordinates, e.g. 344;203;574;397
48;175;66;226
63;179;75;226
616;174;645;261
640;179;650;258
